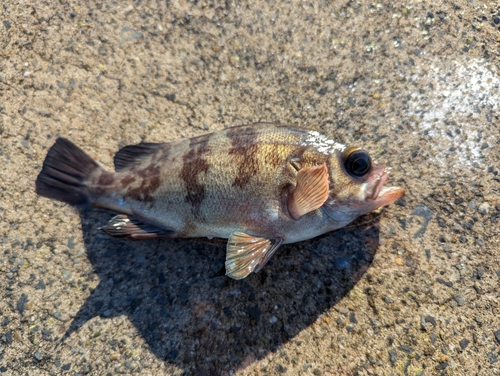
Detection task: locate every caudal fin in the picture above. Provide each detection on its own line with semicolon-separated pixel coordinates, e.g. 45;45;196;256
35;138;102;205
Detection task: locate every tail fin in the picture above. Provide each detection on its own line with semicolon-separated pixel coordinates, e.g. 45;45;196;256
35;138;102;205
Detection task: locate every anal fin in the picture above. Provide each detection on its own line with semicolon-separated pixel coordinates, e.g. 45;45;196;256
225;232;283;280
101;214;174;239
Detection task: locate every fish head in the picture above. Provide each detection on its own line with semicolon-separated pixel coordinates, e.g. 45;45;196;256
322;146;405;224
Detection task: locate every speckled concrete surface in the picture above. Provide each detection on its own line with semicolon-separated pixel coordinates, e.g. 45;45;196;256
1;0;500;375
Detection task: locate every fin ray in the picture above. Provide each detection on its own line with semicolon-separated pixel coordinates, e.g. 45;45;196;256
35;138;102;205
288;163;329;220
225;232;283;280
101;214;175;239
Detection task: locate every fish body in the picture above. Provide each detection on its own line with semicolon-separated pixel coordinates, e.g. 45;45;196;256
36;123;404;279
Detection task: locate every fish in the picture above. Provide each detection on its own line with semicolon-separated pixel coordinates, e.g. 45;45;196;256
35;123;404;279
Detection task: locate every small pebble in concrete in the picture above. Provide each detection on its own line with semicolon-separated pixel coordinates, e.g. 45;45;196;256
436;362;448;370
61;363;71;371
459;338;470;349
494;330;500;345
454;293;465;306
478;203;490;215
487;352;498;364
17;294;28;314
388;349;397;363
477;267;484;279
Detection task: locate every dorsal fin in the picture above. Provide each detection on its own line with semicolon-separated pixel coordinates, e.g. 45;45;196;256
114;142;165;172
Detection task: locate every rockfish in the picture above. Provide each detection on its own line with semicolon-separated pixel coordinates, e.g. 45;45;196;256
35;123;404;279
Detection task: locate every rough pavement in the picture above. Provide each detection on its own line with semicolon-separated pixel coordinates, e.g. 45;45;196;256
1;0;499;375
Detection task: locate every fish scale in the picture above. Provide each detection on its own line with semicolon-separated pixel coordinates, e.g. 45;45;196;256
100;124;313;236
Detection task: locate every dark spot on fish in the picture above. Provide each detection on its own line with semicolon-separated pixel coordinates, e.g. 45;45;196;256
114;142;164;172
147;175;161;194
94;173;115;196
98;173;114;186
120;174;136;186
126;165;161;203
127;184;154;203
180;148;210;215
229;144;260;189
267;151;283;169
226;125;258;141
226;130;260;189
137;166;149;178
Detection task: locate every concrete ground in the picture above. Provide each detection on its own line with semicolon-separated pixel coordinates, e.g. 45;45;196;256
1;0;499;375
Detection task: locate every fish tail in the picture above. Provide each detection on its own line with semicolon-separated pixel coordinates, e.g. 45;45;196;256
35;138;105;205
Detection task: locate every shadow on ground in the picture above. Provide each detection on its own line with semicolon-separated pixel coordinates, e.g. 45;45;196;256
64;208;381;373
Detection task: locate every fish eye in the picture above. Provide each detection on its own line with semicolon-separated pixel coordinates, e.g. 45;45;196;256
343;147;372;178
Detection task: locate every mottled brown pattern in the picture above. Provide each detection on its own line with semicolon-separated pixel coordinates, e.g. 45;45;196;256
226;126;258;147
154;144;171;163
229;144;260;189
267;152;284;169
126;165;161;203
180;148;210;215
296;148;325;169
226;124;252;139
98;172;114;186
137;164;158;178
93;172;115;197
114;142;164;172
120;174;136;186
227;129;260;189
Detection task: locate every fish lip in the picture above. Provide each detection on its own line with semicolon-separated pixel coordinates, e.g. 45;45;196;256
364;165;390;200
366;167;405;206
369;168;390;200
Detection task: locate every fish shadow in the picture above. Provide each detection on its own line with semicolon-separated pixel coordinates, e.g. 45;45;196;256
68;208;381;373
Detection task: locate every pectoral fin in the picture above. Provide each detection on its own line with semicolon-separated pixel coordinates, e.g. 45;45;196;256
288;163;329;220
225;232;283;280
101;214;174;239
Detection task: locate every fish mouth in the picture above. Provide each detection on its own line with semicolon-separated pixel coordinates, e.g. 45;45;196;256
323;163;405;222
365;167;405;209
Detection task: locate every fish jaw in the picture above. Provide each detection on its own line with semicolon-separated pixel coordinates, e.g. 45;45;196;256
361;165;405;212
362;184;405;212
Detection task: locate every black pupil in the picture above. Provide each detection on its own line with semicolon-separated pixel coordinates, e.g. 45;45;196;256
352;158;368;174
346;151;371;177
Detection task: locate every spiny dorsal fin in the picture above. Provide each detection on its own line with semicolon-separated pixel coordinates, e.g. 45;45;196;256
225;232;283;280
101;214;175;239
288;163;329;220
114;142;166;172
